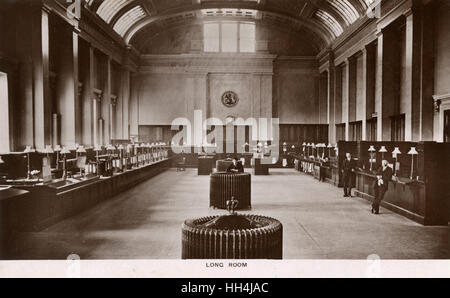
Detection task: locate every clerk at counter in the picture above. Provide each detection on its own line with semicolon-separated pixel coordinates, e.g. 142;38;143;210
227;158;244;173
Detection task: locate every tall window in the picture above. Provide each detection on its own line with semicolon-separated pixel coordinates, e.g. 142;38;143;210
203;23;220;52
204;22;255;53
240;23;256;52
390;114;405;141
0;72;10;153
336;123;346;142
366;117;377;142
349;121;362;141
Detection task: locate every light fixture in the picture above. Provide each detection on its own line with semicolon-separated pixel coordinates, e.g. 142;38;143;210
24;146;36;180
408;147;419;180
94;145;102;162
379;146;388;160
54;145;62;170
76;146;87;154
392;147;402;177
43;145;54;167
60;147;71;180
368;145;376;172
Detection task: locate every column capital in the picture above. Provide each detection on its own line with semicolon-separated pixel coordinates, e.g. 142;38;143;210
403;8;413;18
93;89;103;102
110;95;118;107
41;4;51;14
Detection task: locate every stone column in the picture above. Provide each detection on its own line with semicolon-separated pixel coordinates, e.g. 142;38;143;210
121;69;130;140
93;91;102;146
82;46;95;146
57;26;80;149
342;59;350;141
32;5;52;149
328;65;336;144
375;28;398;141
348;56;357;125
404;6;435;141
129;73;140;139
361;48;368;141
102;57;111;144
364;43;377;141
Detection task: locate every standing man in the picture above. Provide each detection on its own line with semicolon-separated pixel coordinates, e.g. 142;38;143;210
372;160;393;214
342;153;355;197
319;157;330;182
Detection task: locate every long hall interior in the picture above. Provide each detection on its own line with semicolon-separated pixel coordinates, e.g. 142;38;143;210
0;0;449;260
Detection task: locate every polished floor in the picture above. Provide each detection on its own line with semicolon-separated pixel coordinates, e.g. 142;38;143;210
12;169;450;260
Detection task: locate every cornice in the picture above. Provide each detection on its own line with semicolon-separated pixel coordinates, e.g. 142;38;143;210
139;53;276;75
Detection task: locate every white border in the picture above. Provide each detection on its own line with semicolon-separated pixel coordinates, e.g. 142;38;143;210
1;260;449;278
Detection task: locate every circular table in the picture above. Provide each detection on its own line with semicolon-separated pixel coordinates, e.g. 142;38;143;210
182;214;283;259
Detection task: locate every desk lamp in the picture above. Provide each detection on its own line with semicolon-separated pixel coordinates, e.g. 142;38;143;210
76;146;87;177
392;147;402;177
379;146;388;160
24;146;36;180
60;147;71;180
54;145;62;170
368;145;376;172
408;147;419;180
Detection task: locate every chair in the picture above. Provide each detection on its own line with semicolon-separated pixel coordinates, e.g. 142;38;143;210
176;157;186;172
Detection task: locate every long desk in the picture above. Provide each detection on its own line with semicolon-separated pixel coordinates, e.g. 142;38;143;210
354;170;448;226
3;159;171;232
0;188;30;258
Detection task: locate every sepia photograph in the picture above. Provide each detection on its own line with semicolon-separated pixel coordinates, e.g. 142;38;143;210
0;0;449;282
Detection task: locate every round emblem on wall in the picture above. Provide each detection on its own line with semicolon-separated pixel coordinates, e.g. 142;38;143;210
221;91;239;108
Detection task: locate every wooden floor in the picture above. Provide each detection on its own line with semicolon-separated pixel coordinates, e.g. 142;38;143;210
11;169;450;260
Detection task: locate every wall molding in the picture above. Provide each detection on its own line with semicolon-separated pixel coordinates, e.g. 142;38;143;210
139;53;277;75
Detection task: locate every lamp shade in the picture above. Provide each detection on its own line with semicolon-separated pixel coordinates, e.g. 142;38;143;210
24;146;35;153
302;142;307;146
379;146;388;153
94;146;103;152
106;145;116;151
327;143;333;148
368;145;376;152
291;145;295;149
408;147;419;155
54;145;62;152
392;147;402;156
60;147;71;154
44;145;54;154
76;146;87;153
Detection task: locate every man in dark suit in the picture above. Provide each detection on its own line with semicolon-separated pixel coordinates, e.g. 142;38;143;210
319;157;330;182
342;153;355;197
372;160;393;214
227;158;244;173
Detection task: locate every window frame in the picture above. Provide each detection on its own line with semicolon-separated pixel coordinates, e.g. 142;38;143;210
203;21;256;53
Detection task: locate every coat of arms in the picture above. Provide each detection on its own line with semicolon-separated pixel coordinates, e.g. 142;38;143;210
221;91;239;108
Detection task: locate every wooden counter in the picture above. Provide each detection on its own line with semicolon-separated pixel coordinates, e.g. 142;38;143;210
354;170;447;226
0;188;30;258
3;159;171;232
